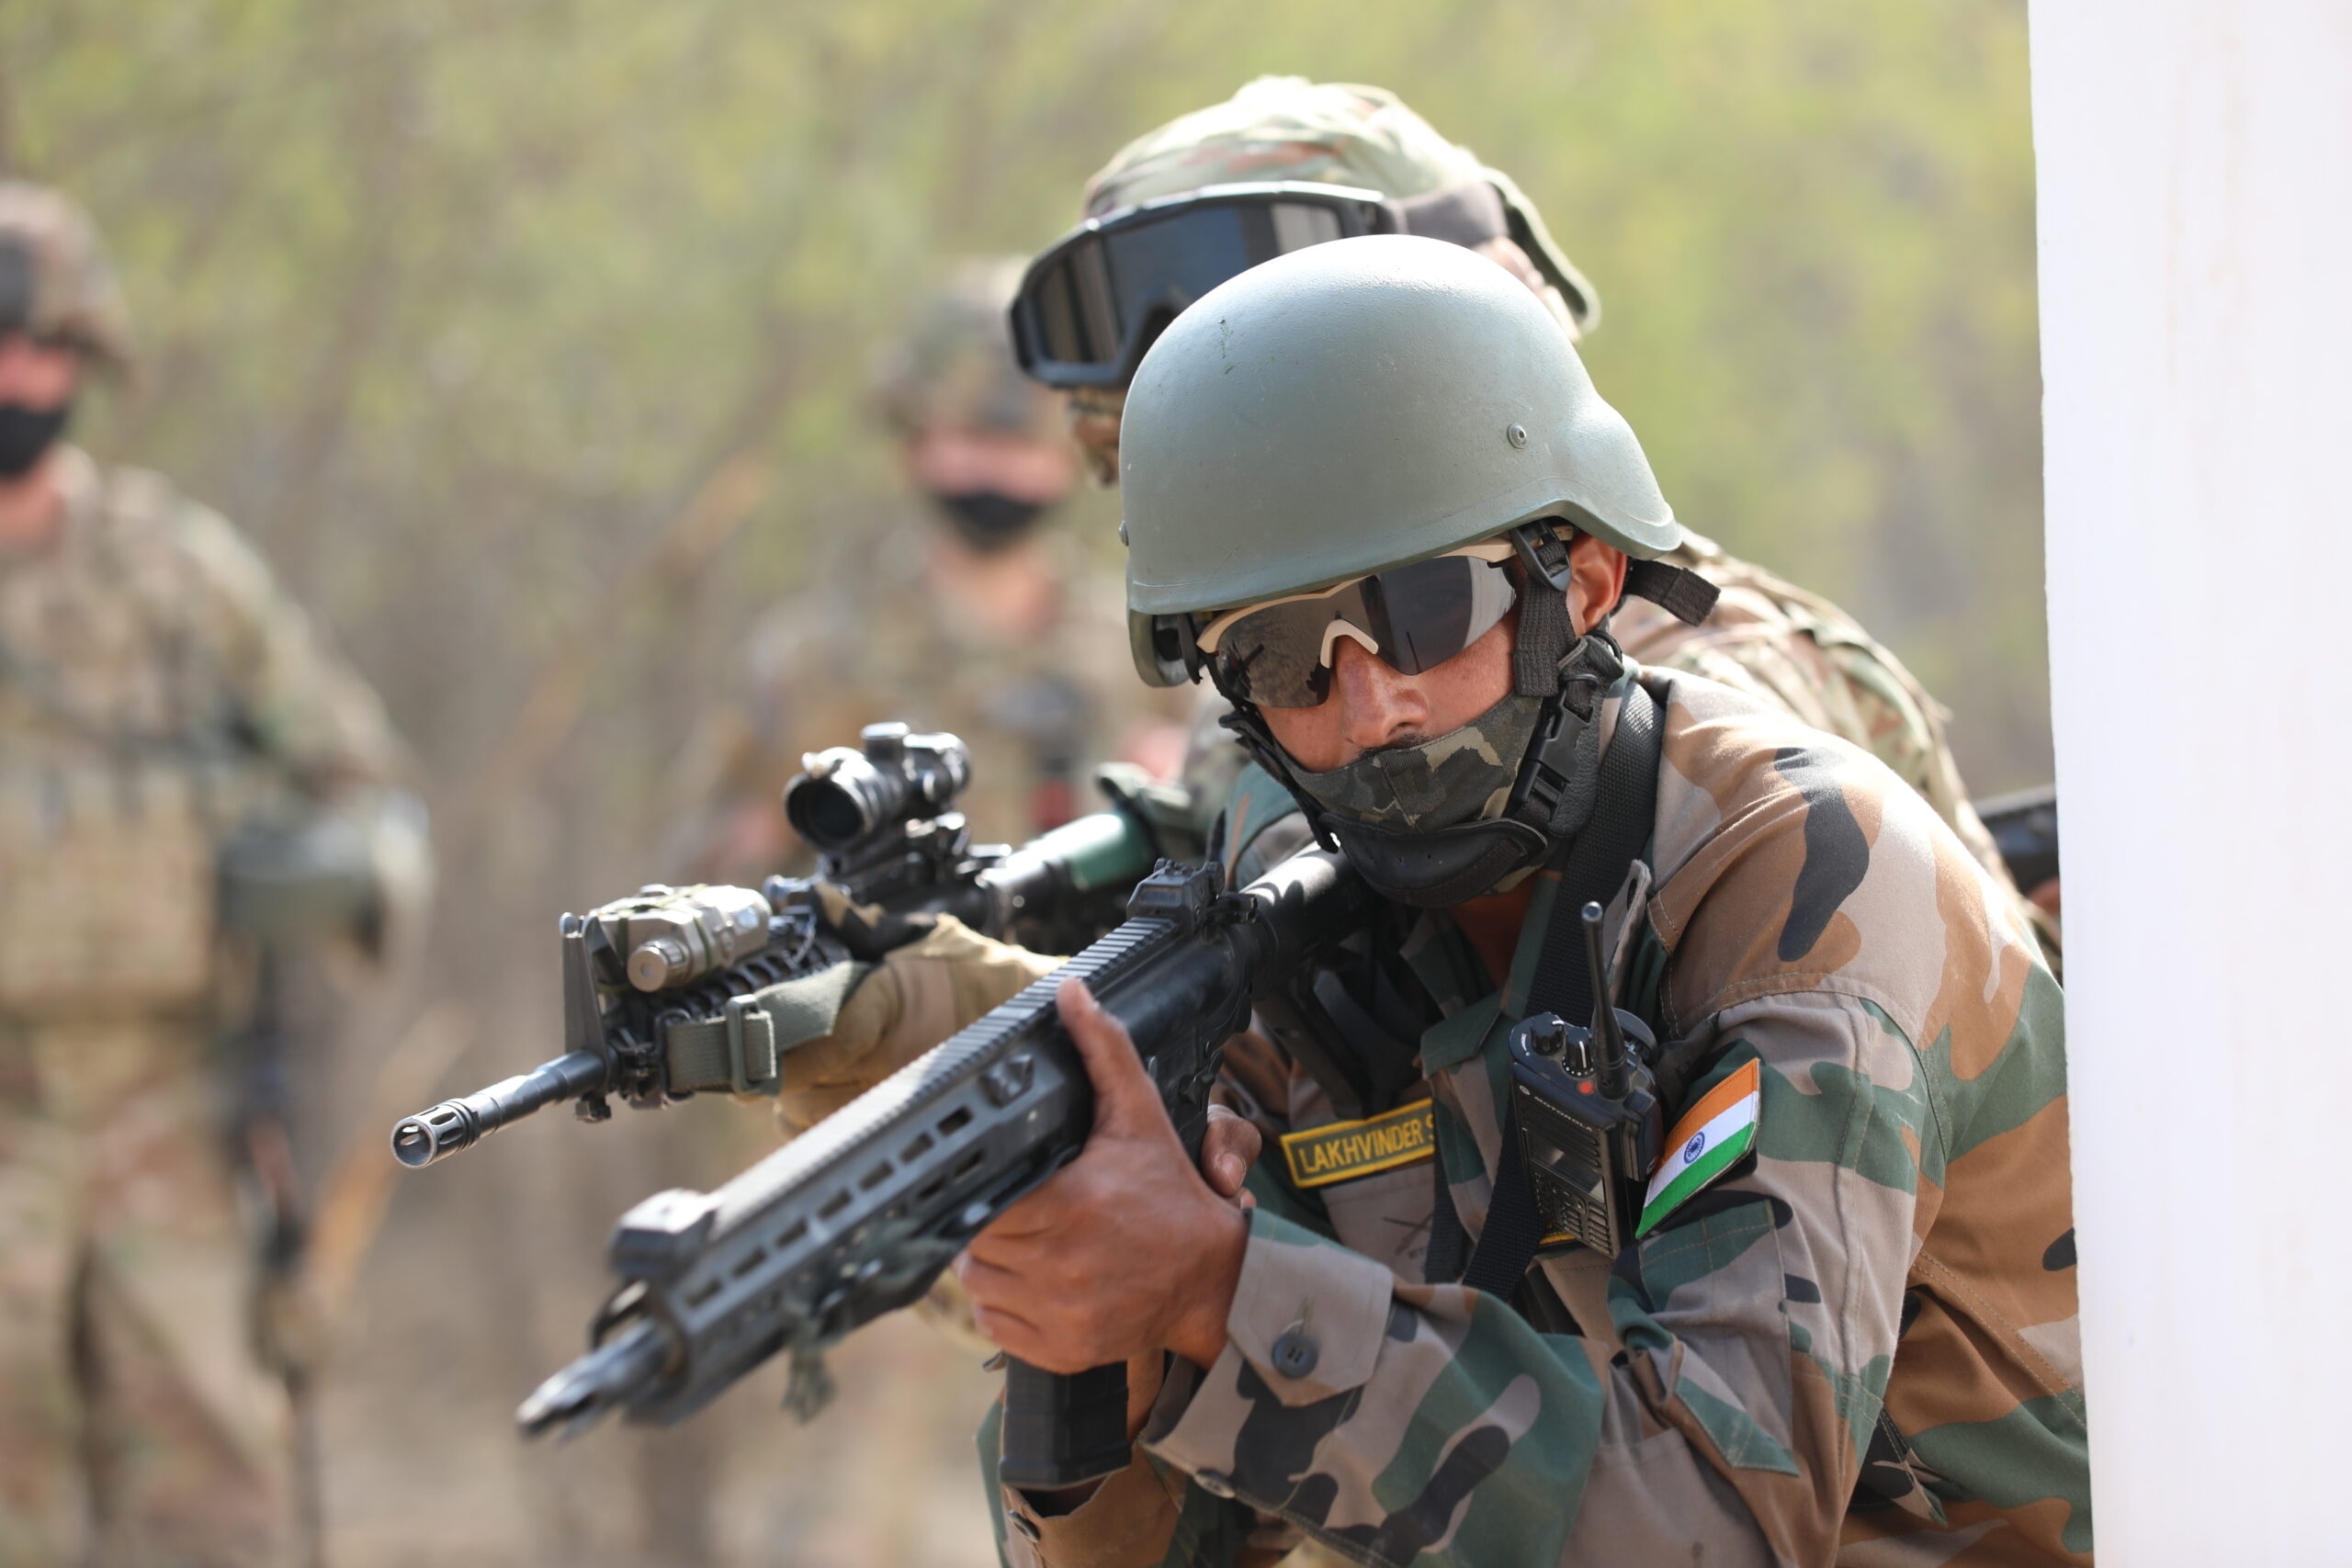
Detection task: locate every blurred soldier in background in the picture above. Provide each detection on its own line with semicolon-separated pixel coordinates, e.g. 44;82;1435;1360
672;257;1189;886
1014;77;2038;937
0;181;426;1568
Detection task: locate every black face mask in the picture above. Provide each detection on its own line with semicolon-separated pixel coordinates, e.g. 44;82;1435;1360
0;400;70;479
929;489;1046;553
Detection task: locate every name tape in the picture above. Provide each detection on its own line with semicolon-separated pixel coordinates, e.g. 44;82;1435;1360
1280;1100;1438;1189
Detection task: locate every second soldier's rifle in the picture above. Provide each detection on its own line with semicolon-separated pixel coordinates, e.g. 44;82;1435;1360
1975;784;2060;893
514;847;1374;1489
391;723;1176;1169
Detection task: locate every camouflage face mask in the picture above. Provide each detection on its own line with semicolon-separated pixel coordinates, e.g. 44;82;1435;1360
1252;632;1627;908
1287;688;1547;836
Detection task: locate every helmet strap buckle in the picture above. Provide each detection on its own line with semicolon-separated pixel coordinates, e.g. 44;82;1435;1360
1508;520;1577;592
1508;632;1623;840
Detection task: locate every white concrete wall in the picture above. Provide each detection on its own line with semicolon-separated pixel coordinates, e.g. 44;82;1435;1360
2030;2;2352;1559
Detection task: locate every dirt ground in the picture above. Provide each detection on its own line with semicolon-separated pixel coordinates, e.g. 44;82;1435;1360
309;1058;1007;1568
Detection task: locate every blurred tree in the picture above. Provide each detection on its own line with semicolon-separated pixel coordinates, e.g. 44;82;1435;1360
0;1;2042;1562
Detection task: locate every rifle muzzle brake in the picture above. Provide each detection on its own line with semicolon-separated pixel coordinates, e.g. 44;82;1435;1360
516;1318;671;1439
390;1046;609;1168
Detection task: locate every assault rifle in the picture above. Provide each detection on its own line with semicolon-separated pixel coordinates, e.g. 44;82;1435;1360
515;848;1374;1489
390;724;1180;1169
1976;784;2059;893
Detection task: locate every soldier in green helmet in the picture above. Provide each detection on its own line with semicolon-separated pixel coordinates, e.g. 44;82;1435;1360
0;181;426;1566
1009;76;2038;943
957;234;2086;1568
752;78;2051;1161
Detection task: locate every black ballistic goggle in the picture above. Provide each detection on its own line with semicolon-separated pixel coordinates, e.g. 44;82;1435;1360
1196;544;1522;709
1011;179;1512;389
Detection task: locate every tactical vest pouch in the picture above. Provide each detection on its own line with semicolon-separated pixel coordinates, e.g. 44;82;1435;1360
0;762;220;1015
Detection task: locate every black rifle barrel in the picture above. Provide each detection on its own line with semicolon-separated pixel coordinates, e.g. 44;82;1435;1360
1974;784;2059;892
390;807;1161;1171
516;1319;671;1438
390;1047;610;1168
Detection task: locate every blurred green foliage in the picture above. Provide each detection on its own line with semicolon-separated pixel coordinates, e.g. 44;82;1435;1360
9;0;2045;801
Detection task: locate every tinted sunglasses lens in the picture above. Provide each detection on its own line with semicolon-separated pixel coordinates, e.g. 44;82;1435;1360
1101;202;1347;326
1213;558;1515;707
1027;242;1120;367
1023;198;1361;378
1214;594;1351;707
1367;555;1517;674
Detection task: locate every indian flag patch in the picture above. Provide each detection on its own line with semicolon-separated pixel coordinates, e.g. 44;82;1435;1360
1635;1058;1762;1237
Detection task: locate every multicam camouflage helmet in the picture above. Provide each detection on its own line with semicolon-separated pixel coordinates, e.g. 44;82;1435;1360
872;256;1058;440
1122;235;1677;686
1086;75;1598;334
0;181;135;376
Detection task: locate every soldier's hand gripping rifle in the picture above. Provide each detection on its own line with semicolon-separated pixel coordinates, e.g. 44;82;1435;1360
390;723;1178;1169
514;848;1373;1489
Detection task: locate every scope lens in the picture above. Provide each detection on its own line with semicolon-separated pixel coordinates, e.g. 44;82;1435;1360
787;780;871;850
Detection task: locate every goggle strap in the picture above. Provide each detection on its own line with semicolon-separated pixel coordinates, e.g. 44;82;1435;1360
1390;179;1510;250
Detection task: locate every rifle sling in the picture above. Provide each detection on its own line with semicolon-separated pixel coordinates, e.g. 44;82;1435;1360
662;959;870;1096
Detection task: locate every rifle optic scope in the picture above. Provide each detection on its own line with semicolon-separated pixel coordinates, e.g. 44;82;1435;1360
784;722;971;854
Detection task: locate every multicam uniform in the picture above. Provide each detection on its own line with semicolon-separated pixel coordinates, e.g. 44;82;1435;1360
989;666;2086;1566
0;448;413;1567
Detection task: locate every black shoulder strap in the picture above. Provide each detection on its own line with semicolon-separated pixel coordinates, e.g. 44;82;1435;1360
1430;677;1665;1294
1521;675;1663;1025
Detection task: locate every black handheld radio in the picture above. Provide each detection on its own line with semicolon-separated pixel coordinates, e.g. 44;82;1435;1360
1503;901;1664;1258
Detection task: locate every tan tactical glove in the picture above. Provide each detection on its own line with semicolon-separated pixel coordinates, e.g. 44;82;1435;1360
774;888;1062;1135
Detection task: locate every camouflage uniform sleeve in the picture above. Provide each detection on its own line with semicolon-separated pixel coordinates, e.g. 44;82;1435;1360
1075;989;1942;1567
166;491;411;790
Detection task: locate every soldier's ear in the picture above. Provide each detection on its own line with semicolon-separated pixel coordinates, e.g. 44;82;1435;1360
1565;535;1628;637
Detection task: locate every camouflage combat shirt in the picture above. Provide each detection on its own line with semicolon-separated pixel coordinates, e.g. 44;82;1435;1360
0;446;408;1015
991;665;2086;1567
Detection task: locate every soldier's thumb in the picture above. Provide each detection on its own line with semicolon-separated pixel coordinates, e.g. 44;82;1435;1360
1056;977;1161;1138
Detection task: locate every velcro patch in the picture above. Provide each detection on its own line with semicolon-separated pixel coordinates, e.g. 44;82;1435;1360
1280;1100;1436;1189
1637;1058;1762;1236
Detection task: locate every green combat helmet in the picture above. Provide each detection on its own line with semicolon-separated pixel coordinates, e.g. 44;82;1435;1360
1122;235;1714;904
0;180;137;377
